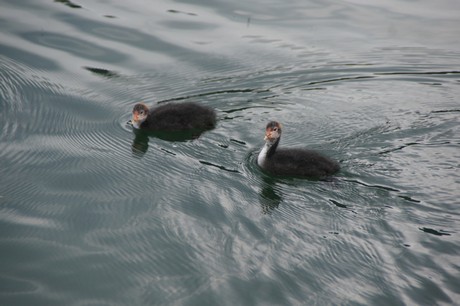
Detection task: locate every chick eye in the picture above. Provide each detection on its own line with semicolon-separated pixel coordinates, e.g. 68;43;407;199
273;127;278;131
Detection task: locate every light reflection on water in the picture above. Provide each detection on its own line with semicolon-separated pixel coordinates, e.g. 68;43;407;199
0;0;459;305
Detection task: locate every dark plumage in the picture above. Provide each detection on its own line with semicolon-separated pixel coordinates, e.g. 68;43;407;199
257;121;339;178
131;102;216;132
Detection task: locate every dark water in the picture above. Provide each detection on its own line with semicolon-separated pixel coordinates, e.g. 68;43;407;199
1;0;459;305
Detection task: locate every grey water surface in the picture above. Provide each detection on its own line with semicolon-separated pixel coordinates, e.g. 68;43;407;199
1;0;459;305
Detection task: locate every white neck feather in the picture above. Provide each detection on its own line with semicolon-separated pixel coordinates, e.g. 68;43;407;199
257;142;271;166
132;121;141;129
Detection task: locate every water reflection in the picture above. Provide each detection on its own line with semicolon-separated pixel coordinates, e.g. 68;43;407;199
2;0;460;304
419;227;452;237
21;31;127;63
130;127;210;157
167;9;197;16
54;0;81;9
84;66;119;78
258;176;282;214
257;174;342;214
53;12;229;69
243;152;283;214
131;129;149;157
0;44;59;70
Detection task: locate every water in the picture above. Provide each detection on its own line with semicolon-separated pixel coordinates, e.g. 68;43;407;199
1;0;459;305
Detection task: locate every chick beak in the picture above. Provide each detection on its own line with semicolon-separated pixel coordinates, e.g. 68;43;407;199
133;112;139;121
264;131;271;141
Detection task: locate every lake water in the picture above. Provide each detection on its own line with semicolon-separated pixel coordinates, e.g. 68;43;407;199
1;0;459;305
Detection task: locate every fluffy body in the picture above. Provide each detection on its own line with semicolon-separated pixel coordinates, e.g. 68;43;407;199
132;102;216;131
259;147;339;177
257;121;339;178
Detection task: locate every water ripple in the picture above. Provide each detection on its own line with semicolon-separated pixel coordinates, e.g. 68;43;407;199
1;0;459;304
21;31;128;63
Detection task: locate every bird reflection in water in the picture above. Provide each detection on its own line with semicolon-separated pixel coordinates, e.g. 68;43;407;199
131;128;149;157
258;176;282;214
257;173;339;214
129;122;208;157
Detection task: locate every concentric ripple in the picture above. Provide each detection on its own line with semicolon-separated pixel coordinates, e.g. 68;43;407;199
1;0;460;305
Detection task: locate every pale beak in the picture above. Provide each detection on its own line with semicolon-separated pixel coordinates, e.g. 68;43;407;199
264;131;271;141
